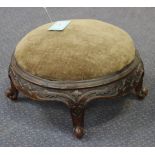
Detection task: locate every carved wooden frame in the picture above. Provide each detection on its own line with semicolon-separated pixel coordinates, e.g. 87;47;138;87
5;50;148;139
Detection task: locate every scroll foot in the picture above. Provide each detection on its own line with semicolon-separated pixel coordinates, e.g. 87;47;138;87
135;86;148;99
70;106;85;139
5;75;18;100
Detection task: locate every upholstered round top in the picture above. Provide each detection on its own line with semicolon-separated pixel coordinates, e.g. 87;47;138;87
15;19;135;81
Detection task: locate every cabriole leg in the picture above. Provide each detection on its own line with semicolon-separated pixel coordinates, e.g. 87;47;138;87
134;72;148;99
5;75;18;100
70;106;85;139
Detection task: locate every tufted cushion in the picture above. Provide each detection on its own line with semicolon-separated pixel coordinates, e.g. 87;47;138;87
15;19;135;81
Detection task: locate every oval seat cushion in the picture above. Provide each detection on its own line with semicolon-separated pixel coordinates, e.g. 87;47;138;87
15;19;135;81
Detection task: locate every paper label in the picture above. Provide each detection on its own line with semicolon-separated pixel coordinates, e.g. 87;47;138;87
48;20;71;31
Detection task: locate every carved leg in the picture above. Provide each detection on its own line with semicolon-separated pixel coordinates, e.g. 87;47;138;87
134;72;148;99
5;75;18;100
70;106;85;139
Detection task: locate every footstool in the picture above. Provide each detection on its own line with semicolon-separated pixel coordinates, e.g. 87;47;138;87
6;19;148;139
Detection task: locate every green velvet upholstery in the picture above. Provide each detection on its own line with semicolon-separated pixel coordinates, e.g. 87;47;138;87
15;19;135;81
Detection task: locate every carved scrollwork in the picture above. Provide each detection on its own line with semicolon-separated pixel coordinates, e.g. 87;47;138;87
9;68;75;107
77;63;145;104
9;56;145;108
6;50;148;139
8;50;146;109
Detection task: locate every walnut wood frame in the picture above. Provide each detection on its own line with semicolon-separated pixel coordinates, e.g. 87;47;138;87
6;50;148;139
